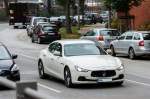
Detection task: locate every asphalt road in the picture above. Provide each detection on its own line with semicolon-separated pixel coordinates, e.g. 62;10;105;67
0;23;150;99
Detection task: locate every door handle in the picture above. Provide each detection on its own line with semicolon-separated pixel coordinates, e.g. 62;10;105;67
43;54;46;57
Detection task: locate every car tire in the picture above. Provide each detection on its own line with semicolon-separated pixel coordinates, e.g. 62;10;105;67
64;67;73;88
129;48;135;59
38;61;46;79
115;81;124;86
110;46;116;56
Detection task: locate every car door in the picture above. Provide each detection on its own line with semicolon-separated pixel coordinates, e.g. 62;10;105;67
114;33;126;53
45;42;58;76
123;32;134;54
51;43;64;78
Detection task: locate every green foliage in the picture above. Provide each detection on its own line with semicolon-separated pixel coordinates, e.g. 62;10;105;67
59;26;81;39
110;18;120;29
138;21;150;31
103;0;143;12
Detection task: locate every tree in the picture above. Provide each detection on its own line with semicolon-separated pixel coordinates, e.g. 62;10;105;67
57;0;72;33
3;0;9;16
103;0;143;30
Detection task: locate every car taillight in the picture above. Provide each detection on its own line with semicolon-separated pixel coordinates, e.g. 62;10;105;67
96;36;104;41
139;40;144;46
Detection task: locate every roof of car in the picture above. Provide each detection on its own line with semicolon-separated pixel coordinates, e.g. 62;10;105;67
93;28;117;31
132;31;150;34
54;39;95;45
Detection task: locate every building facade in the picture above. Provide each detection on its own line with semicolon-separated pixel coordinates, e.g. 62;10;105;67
130;0;150;29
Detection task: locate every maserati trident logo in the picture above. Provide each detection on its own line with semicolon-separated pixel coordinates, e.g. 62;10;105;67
102;72;106;77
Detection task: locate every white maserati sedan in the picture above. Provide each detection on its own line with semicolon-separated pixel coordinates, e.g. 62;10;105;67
38;39;125;87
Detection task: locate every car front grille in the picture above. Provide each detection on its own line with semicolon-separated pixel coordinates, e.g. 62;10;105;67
91;70;116;77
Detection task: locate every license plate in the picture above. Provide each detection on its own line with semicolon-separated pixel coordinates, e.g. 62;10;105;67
97;78;112;82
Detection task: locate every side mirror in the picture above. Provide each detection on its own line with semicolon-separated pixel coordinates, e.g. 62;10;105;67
12;54;18;59
53;51;61;56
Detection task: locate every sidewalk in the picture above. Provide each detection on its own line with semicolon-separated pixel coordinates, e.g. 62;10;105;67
79;23;105;35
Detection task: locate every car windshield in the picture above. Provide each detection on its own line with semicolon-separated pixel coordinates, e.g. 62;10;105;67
0;46;11;60
64;43;106;56
142;33;150;40
100;30;120;36
42;26;57;32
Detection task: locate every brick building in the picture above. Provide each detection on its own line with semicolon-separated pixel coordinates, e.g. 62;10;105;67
129;0;150;29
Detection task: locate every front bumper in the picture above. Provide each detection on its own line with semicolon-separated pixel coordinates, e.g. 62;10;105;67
71;69;124;84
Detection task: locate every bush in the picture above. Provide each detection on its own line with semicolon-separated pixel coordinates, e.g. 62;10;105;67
59;26;81;39
110;18;120;29
138;21;150;31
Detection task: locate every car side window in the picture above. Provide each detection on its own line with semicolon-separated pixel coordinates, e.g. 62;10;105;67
133;33;141;40
85;30;96;36
48;43;57;53
118;33;126;40
53;43;62;55
125;32;133;40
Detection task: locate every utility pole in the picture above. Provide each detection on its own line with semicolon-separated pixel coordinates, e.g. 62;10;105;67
77;0;80;30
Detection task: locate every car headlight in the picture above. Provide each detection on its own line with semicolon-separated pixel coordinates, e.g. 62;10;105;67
116;65;124;71
75;66;89;72
11;64;19;71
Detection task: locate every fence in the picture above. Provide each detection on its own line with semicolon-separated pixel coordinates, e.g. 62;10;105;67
0;77;51;99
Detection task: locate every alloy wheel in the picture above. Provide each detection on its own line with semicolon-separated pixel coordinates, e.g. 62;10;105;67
64;68;72;88
38;61;45;79
129;48;135;59
110;46;116;56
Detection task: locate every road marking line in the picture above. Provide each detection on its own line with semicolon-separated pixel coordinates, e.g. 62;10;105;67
126;79;150;87
38;83;61;93
18;53;37;60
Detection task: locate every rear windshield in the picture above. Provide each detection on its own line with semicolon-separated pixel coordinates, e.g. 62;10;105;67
142;33;150;40
42;26;57;32
100;30;120;36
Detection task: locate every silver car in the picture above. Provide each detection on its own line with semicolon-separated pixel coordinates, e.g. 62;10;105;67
80;28;120;50
110;31;150;59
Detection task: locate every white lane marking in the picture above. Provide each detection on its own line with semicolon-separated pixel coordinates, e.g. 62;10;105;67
126;79;150;87
18;53;37;60
38;83;61;93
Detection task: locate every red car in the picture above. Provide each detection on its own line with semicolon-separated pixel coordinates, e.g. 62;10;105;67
32;23;61;44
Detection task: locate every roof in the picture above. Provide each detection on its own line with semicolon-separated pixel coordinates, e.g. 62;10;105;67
54;39;95;45
131;31;150;34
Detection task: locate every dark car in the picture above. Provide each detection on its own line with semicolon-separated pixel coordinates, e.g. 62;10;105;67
32;23;61;44
0;43;20;81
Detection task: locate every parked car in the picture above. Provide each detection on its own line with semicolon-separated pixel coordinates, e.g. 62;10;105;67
26;17;49;37
80;28;121;50
32;23;61;44
110;31;150;59
0;43;20;81
38;39;124;87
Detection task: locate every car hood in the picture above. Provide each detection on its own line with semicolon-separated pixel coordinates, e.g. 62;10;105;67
65;55;122;70
0;60;13;70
